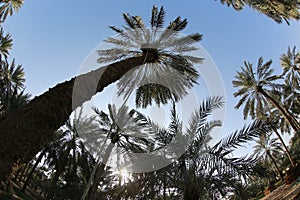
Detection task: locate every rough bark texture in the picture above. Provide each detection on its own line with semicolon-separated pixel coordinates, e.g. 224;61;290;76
0;52;157;182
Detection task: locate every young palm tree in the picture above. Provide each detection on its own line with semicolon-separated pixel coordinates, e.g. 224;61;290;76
232;57;300;132
218;0;300;24
253;133;284;180
0;6;203;182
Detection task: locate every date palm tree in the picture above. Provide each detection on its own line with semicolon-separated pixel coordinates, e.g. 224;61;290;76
0;6;203;182
253;133;284;180
281;47;300;119
218;0;300;24
232;57;300;132
281;46;300;87
81;104;155;200
114;97;272;199
0;59;30;121
0;0;24;22
98;6;202;108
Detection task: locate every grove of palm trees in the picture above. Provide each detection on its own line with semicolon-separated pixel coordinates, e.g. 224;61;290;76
0;0;300;199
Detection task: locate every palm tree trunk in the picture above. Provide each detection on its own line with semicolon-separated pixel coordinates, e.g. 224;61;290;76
266;150;283;180
81;142;114;200
259;89;300;132
273;128;295;167
0;52;157;182
22;147;48;192
46;145;72;200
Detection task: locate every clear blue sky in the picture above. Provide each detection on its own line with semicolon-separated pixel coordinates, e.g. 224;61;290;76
3;0;300;155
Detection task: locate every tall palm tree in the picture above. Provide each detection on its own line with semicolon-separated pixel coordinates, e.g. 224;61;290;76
218;0;300;24
81;104;155;200
0;59;30;121
281;46;300;119
44;110;100;200
0;6;203;182
281;46;300;87
0;28;13;60
0;0;24;22
253;133;284;180
232;57;300;132
112;97;272;199
98;6;202;108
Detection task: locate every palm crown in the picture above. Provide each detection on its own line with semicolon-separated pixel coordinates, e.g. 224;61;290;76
98;6;203;108
219;0;300;24
232;57;281;120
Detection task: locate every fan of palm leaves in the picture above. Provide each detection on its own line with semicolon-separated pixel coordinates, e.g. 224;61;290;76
98;6;203;108
0;0;24;22
219;0;300;24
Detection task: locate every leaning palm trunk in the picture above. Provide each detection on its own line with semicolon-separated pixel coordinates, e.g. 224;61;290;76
46;145;72;200
273;128;295;167
0;52;157;183
259;88;300;132
266;150;283;180
80;142;115;200
22;146;49;192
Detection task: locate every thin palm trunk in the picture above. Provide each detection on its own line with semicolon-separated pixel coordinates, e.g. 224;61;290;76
259;88;300;132
0;52;157;182
86;143;115;200
46;145;72;200
266;150;283;180
22;147;48;192
273;128;295;167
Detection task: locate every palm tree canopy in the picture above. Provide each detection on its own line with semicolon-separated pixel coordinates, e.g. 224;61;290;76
98;6;203;108
219;0;300;24
281;46;300;88
232;57;281;119
253;133;284;165
0;0;24;22
0;59;30;120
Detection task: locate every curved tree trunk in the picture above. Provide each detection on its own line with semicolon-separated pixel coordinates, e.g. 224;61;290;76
22;147;48;192
86;143;114;200
0;52;157;183
266;150;283;180
273;128;295;167
46;145;72;200
259;89;300;132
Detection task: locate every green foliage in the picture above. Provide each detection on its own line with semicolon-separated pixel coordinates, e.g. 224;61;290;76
98;6;202;108
233;57;281;120
218;0;300;24
0;0;24;23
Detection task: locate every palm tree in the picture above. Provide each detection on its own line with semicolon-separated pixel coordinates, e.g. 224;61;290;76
81;104;155;200
253;133;284;180
113;97;272;199
281;46;300;87
281;46;300;119
0;28;13;60
98;6;202;108
233;57;300;132
43;110;100;200
0;6;204;182
0;0;24;22
218;0;300;24
0;59;30;121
